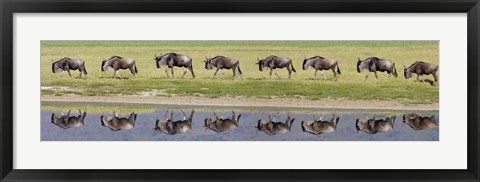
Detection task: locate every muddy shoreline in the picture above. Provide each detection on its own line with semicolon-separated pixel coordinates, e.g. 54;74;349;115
41;95;439;111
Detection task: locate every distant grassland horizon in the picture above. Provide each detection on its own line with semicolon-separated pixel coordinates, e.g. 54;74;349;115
41;40;439;104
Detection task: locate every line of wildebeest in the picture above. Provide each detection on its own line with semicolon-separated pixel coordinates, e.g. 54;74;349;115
51;53;439;82
51;110;437;135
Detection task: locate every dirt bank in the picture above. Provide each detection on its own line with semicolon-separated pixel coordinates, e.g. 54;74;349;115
41;95;438;111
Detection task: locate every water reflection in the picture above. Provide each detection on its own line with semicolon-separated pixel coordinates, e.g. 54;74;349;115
51;110;87;129
154;110;194;135
301;113;339;135
203;111;241;133
355;114;396;134
100;111;137;131
41;107;439;141
256;113;295;135
402;113;437;130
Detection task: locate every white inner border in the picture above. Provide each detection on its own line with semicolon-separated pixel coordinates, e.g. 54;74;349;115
14;13;467;169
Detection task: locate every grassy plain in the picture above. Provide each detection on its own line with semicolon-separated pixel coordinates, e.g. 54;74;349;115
41;41;439;104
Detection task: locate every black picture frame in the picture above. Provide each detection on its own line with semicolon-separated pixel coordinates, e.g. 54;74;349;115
1;0;479;181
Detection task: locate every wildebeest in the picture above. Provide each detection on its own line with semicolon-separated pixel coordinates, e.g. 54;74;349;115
204;56;243;80
257;55;296;79
404;61;439;82
402;113;437;130
154;110;195;135
355;114;396;134
203;111;241;132
51;110;87;129
154;53;195;79
357;57;398;80
51;57;88;78
256;113;295;135
100;111;137;131
301;113;339;135
101;55;138;79
303;56;341;80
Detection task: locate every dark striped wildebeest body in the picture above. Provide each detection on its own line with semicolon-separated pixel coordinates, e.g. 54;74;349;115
257;55;296;79
51;57;88;78
301;113;339;135
404;61;439;82
302;56;341;80
402;113;437;130
100;111;137;131
154;110;195;135
357;57;398;80
51;110;87;129
256;114;295;135
204;56;243;80
154;53;195;79
101;55;138;79
203;111;241;132
355;114;396;134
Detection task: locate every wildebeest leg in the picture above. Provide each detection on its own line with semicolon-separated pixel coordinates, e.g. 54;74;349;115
365;72;370;80
269;68;273;79
67;70;72;77
374;71;378;79
181;67;187;78
114;70;123;79
416;74;420;82
286;67;292;79
232;68;236;80
320;71;327;80
61;70;64;77
274;69;281;79
213;68;220;78
164;68;169;78
129;66;136;77
171;67;174;78
331;68;337;81
313;70;318;80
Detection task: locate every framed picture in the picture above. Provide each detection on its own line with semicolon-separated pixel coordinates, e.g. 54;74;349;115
1;0;479;181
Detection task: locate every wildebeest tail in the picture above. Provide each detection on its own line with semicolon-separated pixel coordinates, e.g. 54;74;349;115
392;62;398;77
134;65;138;73
80;111;87;121
237;64;243;74
337;63;341;75
290;59;296;72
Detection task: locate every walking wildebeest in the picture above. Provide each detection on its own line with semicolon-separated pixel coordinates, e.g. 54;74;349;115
204;56;243;80
154;110;195;135
257;55;296;79
256;113;295;135
355;114;396;134
51;57;88;78
203;111;241;132
101;55;138;79
301;113;339;135
402;113;437;130
404;61;439;83
100;111;137;131
302;56;341;80
51;110;87;129
154;53;195;79
357;57;398;80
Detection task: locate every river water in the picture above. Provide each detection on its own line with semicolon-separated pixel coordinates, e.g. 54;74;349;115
41;105;439;141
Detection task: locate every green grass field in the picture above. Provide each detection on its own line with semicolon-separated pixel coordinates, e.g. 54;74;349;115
41;40;439;104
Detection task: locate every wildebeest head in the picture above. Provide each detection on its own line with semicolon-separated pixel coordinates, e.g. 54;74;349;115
101;59;107;71
153;54;166;68
51;57;68;73
204;57;214;70
256;58;267;71
404;66;413;79
357;57;367;73
302;58;308;70
402;113;419;125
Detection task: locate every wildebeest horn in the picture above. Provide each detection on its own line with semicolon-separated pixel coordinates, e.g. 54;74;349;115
154;54;157;58
403;65;406;69
358;57;361;61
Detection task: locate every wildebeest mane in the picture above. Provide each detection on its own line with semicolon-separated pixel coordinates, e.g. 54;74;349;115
308;56;325;60
407;61;425;69
110;55;123;59
210;55;226;60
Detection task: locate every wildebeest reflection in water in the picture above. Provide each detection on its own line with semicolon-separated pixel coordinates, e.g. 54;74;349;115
301;113;339;135
204;111;241;132
100;111;137;131
51;110;87;129
154;110;194;135
256;113;295;135
403;113;437;130
355;114;396;134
